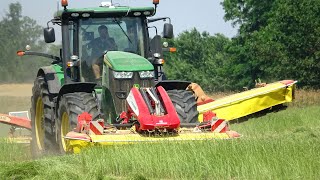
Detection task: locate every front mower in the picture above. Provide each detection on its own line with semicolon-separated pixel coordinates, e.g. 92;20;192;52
7;0;295;156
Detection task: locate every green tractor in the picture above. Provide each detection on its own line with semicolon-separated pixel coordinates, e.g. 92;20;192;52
19;0;199;156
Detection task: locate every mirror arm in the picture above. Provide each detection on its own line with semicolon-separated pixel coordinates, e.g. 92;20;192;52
47;19;61;27
153;4;157;16
148;17;171;24
148;26;158;35
23;51;61;62
47;20;53;28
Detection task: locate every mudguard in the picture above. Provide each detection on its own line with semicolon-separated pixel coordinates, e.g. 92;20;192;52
37;65;64;94
55;82;97;117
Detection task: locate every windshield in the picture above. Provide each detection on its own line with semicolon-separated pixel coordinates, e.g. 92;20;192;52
79;17;146;82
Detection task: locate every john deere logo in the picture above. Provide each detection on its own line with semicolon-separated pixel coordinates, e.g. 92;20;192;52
0;115;11;122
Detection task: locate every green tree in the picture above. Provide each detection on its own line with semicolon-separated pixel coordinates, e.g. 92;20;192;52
164;29;232;91
0;3;50;82
223;0;275;33
222;0;320;89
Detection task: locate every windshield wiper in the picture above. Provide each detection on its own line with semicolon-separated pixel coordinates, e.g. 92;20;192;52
113;18;132;44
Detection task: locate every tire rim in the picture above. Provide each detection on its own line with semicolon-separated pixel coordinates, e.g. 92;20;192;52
61;112;70;152
35;97;45;150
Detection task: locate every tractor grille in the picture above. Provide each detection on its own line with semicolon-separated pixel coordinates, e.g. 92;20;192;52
109;71;154;114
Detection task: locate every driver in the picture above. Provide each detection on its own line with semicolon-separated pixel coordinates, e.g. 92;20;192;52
89;25;117;82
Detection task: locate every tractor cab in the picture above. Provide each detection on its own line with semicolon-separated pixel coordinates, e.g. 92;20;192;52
76;16;148;82
44;1;172;85
41;1;175;123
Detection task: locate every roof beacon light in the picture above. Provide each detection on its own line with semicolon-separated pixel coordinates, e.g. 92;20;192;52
153;0;159;5
61;0;68;9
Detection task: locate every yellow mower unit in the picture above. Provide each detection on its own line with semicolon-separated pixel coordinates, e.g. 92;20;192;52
197;80;296;121
62;87;240;153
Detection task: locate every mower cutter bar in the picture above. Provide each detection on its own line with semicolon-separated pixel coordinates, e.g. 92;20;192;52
0;113;31;130
65;130;239;153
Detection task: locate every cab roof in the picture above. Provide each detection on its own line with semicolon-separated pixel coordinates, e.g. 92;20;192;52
54;6;155;19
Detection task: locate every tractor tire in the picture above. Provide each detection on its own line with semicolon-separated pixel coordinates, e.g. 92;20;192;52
30;76;55;158
167;90;199;123
56;92;99;153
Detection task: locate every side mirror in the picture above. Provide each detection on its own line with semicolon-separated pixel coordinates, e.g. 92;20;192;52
163;23;173;39
44;27;55;43
150;35;163;58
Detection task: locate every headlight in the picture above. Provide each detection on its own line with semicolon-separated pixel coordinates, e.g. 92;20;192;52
113;71;133;79
139;71;154;79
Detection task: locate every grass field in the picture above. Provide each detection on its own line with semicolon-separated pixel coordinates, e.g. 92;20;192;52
0;84;319;179
0;84;31;137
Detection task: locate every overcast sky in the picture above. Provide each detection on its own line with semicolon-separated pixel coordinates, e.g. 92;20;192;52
0;0;238;39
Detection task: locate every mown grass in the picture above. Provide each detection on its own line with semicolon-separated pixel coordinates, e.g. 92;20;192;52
0;106;319;179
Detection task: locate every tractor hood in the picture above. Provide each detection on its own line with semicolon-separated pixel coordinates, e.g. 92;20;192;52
104;51;154;71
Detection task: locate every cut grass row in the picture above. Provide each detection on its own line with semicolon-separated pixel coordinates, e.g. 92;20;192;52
0;106;319;179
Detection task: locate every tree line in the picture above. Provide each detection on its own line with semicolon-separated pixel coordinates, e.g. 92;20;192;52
165;0;320;91
0;3;57;83
1;1;319;91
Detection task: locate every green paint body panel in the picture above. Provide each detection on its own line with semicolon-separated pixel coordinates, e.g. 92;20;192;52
105;51;154;71
54;6;154;18
51;64;65;85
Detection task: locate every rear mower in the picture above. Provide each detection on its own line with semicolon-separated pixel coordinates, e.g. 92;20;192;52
7;0;295;156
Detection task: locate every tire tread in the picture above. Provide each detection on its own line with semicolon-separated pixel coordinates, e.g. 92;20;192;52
167;90;199;123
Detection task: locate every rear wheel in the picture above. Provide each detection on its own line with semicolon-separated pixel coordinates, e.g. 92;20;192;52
30;77;55;158
167;90;199;123
57;92;99;153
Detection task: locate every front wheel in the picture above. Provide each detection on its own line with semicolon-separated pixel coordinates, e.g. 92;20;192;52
56;92;99;153
30;76;55;158
167;90;199;123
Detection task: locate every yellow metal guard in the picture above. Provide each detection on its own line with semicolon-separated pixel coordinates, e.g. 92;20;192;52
197;80;296;121
66;131;233;153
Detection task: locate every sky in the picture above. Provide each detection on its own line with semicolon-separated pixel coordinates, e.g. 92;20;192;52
0;0;238;39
